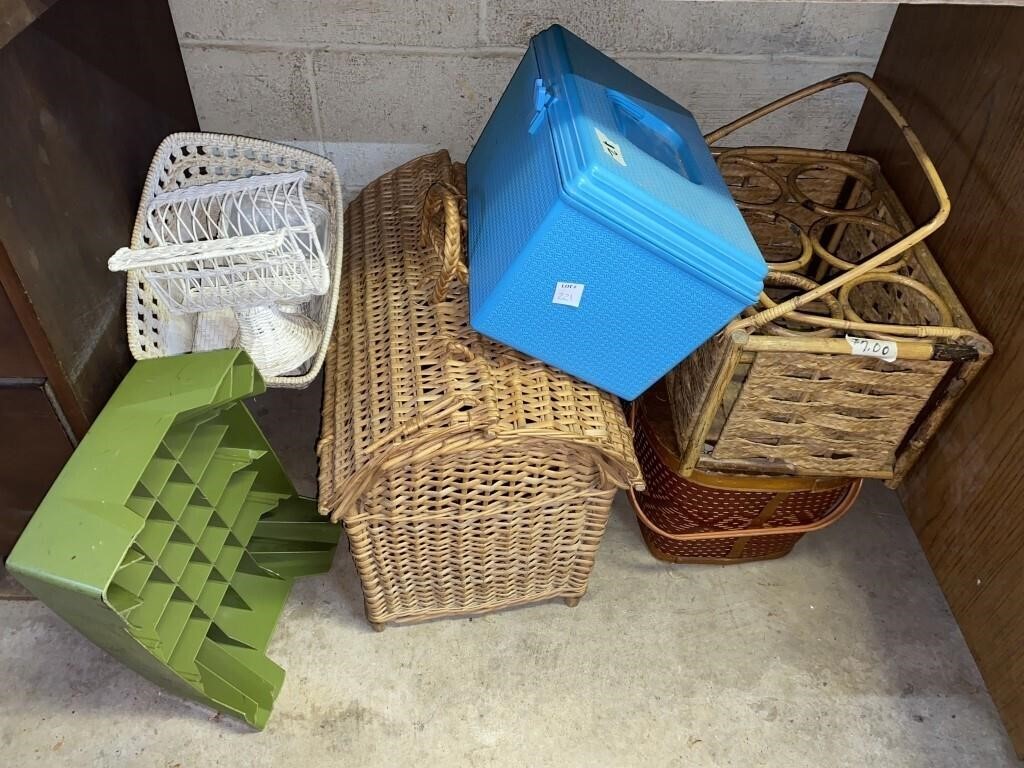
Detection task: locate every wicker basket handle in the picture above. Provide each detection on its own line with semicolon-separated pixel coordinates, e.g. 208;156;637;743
421;181;469;303
706;72;951;332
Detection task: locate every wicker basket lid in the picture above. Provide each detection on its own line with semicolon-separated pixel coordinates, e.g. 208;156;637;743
317;151;642;521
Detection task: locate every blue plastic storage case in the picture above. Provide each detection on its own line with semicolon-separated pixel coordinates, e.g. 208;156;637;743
467;25;767;399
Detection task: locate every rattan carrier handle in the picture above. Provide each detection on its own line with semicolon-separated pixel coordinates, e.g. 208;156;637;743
731;331;981;362
421;181;469;303
706;72;951;332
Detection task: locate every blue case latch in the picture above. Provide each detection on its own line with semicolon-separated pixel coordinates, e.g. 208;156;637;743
528;78;555;134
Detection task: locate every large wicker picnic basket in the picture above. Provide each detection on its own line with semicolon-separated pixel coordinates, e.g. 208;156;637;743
317;151;642;629
667;73;991;486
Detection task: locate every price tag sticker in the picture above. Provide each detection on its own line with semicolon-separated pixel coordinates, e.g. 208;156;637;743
846;335;898;362
595;128;626;166
552;281;585;308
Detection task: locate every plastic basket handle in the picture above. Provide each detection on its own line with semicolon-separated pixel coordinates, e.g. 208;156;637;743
705;72;951;332
625;402;861;541
421;181;469;303
626;479;861;542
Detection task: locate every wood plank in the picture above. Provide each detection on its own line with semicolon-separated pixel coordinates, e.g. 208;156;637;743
0;238;85;436
848;4;1024;756
0;0;198;427
0;385;72;556
0;0;55;49
0;255;43;378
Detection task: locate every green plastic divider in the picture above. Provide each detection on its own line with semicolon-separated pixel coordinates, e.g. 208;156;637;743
233;493;283;544
112;557;156;597
127;580;177;641
162;418;202;460
160;541;196;582
198;451;257;507
178;503;215;544
106;584;143;616
197;579;230;620
178;561;215;602
139;457;176;498
6;350;339;729
178;424;230;483
214;543;245;583
197;524;231;563
169;613;212;681
212;471;258;529
158;481;195;521
154;598;195;659
136;519;175;561
213;567;289;652
126;495;156;518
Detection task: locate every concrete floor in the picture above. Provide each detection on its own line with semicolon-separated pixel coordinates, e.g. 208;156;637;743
0;384;1017;767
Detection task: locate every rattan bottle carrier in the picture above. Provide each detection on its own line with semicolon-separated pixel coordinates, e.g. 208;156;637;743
630;381;861;564
317;151;642;630
667;73;991;486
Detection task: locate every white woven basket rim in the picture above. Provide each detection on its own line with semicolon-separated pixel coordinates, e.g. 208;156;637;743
144;169;308;206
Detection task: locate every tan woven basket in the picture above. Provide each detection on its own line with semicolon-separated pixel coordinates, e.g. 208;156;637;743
667;73;992;486
317;151;642;630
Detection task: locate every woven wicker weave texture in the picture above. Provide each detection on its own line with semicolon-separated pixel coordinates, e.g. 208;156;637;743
666;74;991;486
317;151;642;629
669;148;986;483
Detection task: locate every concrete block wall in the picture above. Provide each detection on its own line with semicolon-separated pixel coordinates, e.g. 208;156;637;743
168;1;896;196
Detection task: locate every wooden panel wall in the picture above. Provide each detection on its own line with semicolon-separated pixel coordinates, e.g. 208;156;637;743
848;5;1024;756
0;0;198;427
0;0;197;556
0;0;56;48
0;386;72;555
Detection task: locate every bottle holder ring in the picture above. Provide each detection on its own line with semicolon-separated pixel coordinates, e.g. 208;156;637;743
716;151;787;208
788;161;881;217
839;272;955;340
744;271;844;338
809;214;909;273
740;208;812;273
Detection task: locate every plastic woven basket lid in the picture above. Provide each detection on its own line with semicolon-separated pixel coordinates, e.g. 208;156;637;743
532;25;766;303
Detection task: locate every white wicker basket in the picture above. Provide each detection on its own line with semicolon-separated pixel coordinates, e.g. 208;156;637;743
125;133;343;388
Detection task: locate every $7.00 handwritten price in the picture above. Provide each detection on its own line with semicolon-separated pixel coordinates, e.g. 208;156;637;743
845;335;898;362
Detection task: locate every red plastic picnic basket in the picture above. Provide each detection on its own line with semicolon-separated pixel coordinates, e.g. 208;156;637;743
630;381;861;564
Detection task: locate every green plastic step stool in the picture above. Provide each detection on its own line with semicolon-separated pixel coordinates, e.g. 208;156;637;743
6;349;339;729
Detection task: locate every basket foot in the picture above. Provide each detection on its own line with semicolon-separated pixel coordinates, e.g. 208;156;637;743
370;622;386;633
563;597;581;608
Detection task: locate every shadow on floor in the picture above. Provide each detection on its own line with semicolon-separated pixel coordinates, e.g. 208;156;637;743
246;376;324;499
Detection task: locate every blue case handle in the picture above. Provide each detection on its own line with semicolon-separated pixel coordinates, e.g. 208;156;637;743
606;90;703;184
